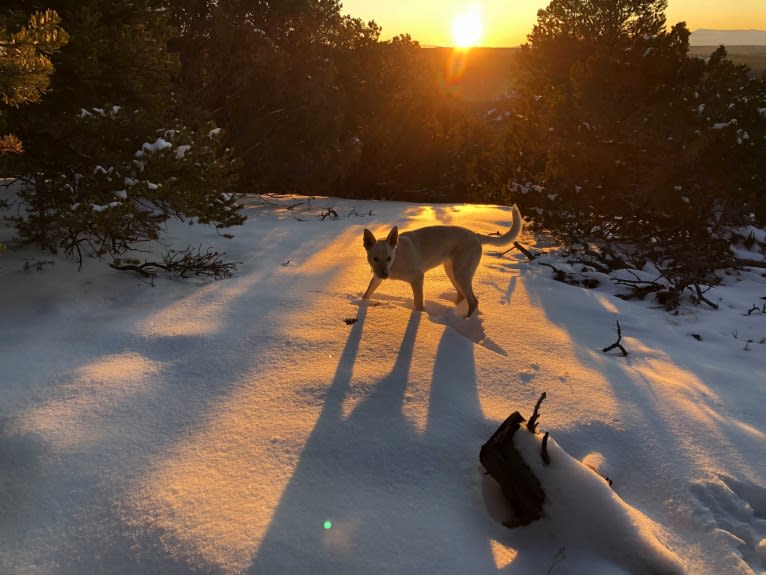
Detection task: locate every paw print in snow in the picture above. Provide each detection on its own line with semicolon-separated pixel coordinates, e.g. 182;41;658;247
690;474;766;572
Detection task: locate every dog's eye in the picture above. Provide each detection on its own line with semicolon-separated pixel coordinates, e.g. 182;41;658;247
372;257;378;262
387;257;391;262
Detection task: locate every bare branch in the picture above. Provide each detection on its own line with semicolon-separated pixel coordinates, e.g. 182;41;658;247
110;246;239;280
602;320;628;356
692;283;718;309
541;432;550;465
500;241;536;260
527;392;547;432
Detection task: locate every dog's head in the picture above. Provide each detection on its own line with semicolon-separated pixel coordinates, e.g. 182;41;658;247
363;226;398;279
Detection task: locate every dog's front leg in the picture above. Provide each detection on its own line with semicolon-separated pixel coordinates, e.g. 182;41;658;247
363;275;383;300
410;275;425;311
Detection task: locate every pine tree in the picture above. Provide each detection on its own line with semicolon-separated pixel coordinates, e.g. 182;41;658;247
507;0;766;305
1;1;244;268
170;0;384;195
0;9;68;154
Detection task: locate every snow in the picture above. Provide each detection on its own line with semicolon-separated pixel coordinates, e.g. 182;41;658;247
1;195;764;574
136;138;173;157
91;201;122;212
712;119;738;130
175;145;192;160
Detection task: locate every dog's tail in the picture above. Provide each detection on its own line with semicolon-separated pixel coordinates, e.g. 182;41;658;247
479;204;523;246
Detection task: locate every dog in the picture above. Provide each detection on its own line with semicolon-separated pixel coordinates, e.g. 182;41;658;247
362;204;523;318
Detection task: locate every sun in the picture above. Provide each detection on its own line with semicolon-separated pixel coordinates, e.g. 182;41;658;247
451;5;483;48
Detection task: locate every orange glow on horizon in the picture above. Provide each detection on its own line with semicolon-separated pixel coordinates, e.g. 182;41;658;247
341;1;766;48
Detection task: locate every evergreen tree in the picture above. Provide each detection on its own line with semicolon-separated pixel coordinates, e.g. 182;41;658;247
0;8;67;258
1;1;243;268
506;0;766;305
170;0;382;195
511;0;765;229
0;8;68;154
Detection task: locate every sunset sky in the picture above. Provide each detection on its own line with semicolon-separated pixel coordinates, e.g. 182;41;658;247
341;0;766;47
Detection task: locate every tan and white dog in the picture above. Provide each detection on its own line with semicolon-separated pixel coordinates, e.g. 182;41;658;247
362;204;523;317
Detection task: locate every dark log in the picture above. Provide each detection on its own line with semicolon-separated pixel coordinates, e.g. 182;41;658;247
480;411;545;527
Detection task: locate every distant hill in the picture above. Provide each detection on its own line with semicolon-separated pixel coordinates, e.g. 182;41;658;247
690;29;766;46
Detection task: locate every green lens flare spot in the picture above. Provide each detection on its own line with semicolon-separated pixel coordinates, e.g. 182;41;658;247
323;520;333;530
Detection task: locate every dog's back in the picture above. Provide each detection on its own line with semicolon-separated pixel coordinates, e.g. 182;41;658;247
395;226;480;275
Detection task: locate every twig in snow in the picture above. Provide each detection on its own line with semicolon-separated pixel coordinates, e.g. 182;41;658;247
514;241;536;260
692;283;718;309
745;304;762;315
498;241;535;260
602;320;628;356
527;392;547;432
540;432;551;465
320;207;338;220
546;547;567;575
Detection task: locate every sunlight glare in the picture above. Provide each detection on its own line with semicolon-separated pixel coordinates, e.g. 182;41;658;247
490;539;518;569
451;5;483;48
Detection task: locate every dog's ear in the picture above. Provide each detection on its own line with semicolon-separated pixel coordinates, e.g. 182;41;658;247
386;226;399;248
363;229;376;250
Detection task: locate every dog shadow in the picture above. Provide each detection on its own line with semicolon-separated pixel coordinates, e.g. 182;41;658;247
351;293;507;356
425;300;508;357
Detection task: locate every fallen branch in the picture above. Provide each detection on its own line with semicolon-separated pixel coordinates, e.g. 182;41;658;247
320;207;338;220
538;262;567;282
735;257;766;269
500;241;536;260
110;246;239;280
602;320;628;356
692;283;718;309
613;277;665;301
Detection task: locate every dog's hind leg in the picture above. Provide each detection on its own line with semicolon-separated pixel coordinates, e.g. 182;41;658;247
464;291;478;318
444;261;466;305
452;249;481;318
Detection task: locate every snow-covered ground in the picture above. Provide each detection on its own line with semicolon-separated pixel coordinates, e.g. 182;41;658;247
1;195;764;574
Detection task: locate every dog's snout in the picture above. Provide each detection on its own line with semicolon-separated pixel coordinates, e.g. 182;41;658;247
370;266;389;279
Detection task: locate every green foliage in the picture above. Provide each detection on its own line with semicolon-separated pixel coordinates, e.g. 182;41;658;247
528;0;668;45
170;0;384;195
501;0;766;305
0;8;68;108
339;34;441;197
1;1;243;268
0;8;68;154
11;119;242;264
